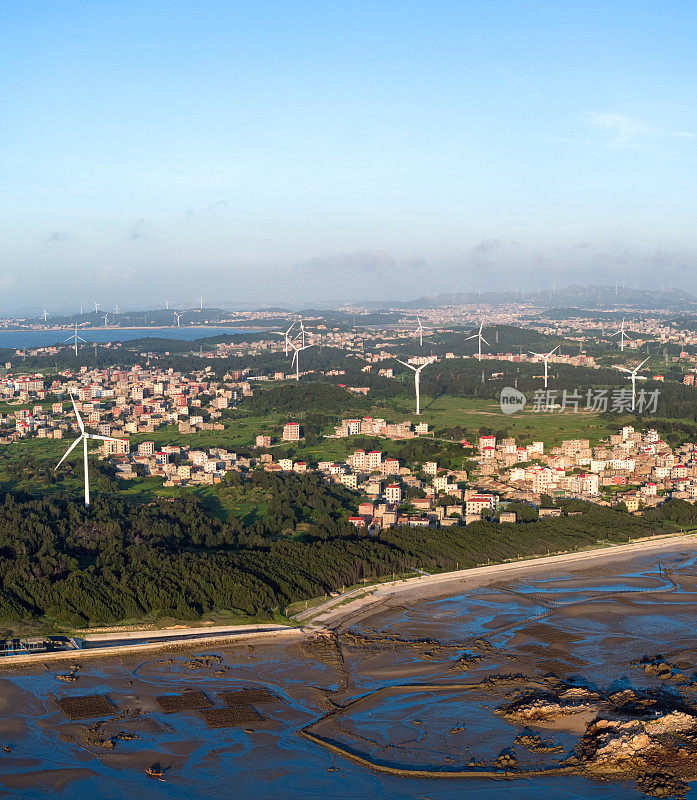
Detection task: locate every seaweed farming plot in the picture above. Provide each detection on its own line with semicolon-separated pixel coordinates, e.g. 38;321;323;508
155;691;213;713
218;687;279;706
56;694;117;720
199;706;262;728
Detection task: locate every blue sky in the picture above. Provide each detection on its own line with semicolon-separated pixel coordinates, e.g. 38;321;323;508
2;1;696;309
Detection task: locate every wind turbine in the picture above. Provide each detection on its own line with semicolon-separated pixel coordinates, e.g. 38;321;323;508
165;299;170;310
610;318;627;351
529;345;560;388
174;312;182;327
290;340;313;380
273;322;296;355
65;323;86;356
93;301;100;314
41;308;48;322
198;296;204;311
414;317;429;347
465;321;490;361
297;316;307;348
114;305;120;315
56;394;121;506
617;357;650;411
103;313;109;328
396;357;437;415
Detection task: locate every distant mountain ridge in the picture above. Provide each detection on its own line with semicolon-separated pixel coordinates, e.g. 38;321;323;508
386;284;697;311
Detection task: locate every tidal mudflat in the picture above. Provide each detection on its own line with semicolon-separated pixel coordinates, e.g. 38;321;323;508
3;545;697;799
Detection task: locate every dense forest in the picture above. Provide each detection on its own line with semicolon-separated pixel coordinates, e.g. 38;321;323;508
0;471;691;632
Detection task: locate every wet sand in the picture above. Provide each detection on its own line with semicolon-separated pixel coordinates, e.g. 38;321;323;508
2;539;697;799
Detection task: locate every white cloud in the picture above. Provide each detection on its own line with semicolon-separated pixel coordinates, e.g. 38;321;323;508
98;265;136;283
47;231;76;242
552;112;695;151
294;250;397;274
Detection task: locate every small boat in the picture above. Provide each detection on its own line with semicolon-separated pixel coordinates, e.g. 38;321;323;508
3;745;11;753
146;762;164;779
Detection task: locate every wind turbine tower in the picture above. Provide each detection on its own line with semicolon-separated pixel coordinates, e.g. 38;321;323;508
396;357;437;415
65;323;86;356
617;357;649;411
56;394;122;506
290;340;313;380
465;321;490;361
414;317;429;347
274;322;296;356
611;318;627;351
529;345;560;388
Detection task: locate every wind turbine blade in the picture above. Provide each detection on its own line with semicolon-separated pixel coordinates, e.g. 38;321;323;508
57;436;83;468
69;394;85;433
636;357;650;370
547;345;560;356
396;359;416;371
616;367;631;374
87;434;122;442
480;337;490;346
529;351;543;357
464;334;478;341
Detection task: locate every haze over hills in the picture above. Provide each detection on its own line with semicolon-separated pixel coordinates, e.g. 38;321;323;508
7;284;697;327
384;285;697;311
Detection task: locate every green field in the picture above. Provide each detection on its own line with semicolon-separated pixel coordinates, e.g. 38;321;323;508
0;385;633;515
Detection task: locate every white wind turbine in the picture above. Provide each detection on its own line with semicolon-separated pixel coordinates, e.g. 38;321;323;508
198;296;204;311
41;308;48;322
465;321;490;361
297;316;307;348
93;301;100;314
529;345;560;388
273;322;296;355
290;340;313;380
165;299;170;310
174;312;182;327
414;317;429;347
610;318;627;351
56;394;121;506
65;323;86;356
617;357;650;411
103;313;109;328
396;357;437;415
114;305;119;315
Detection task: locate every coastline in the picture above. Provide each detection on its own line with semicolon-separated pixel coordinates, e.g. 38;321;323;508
2;529;694;667
294;530;697;630
1;324;265;333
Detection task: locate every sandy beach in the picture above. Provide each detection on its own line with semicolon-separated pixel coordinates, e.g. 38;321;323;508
296;530;697;630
